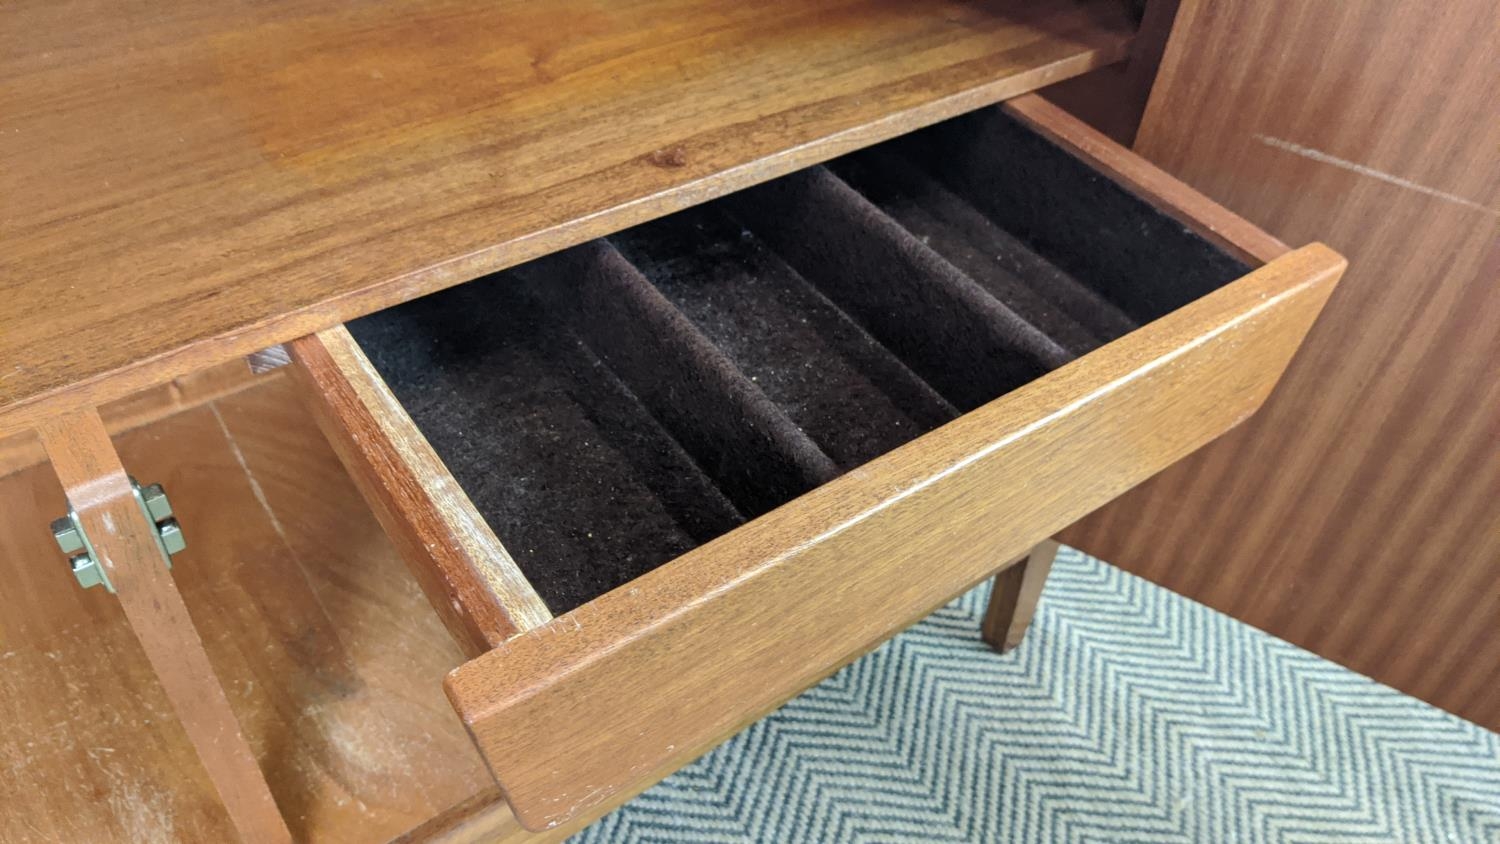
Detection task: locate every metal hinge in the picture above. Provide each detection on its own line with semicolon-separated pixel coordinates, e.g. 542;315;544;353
50;479;185;593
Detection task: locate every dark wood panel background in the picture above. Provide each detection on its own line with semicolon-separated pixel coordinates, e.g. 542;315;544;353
1064;0;1500;729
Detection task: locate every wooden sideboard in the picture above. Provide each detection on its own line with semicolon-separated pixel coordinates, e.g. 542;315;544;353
2;1;1355;839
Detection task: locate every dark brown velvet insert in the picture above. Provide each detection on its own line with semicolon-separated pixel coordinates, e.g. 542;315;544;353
345;277;746;613
900;108;1250;323
723;166;1070;412
348;105;1250;613
831;149;1138;356
611;209;958;471
518;242;838;520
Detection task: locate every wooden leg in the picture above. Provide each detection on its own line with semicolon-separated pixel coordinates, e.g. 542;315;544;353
981;539;1059;653
38;410;291;844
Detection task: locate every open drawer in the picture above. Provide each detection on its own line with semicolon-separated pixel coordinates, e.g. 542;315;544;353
288;94;1343;831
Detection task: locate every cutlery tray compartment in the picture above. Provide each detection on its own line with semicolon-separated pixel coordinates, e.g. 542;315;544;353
345;106;1248;614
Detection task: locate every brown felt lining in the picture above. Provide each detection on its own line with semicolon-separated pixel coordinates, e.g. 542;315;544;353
347;107;1250;614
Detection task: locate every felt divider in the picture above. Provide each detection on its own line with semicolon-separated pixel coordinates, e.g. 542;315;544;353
610;208;959;471
722;166;1071;412
517;241;839;520
896;108;1250;323
344;275;747;613
831;149;1138;356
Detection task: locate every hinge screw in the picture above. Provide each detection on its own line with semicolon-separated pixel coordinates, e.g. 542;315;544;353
51;518;84;555
140;483;172;522
158;519;186;556
70;553;107;590
50;478;186;593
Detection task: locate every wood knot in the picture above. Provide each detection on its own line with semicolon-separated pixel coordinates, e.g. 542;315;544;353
646;145;689;168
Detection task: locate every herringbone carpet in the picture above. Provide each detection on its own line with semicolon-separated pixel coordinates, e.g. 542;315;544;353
572;547;1500;843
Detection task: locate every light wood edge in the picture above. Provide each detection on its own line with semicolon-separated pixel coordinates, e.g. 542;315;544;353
391;784;659;843
287;326;552;657
391;787;589;844
447;244;1346;830
0;37;1134;444
0;359;272;479
1003;92;1290;265
37;410;292;844
1125;0;1182;115
436;549;1038;838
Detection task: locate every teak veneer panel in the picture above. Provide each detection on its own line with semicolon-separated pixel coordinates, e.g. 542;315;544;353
0;0;1135;439
36;411;291;844
1062;0;1500;730
447;244;1345;830
0;359;268;479
0;376;494;842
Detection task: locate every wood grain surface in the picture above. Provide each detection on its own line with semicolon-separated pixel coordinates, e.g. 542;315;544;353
289;327;551;657
0;360;266;477
1041;0;1181;146
37;411;292;844
0;0;1135;439
1061;0;1500;730
447;244;1344;831
1;377;493;841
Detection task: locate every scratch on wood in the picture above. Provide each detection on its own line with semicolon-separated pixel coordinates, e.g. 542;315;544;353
209;399;350;655
1254;134;1497;216
105;782;175;843
209;402;290;547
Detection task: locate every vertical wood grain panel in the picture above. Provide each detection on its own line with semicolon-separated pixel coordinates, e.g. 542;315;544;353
36;412;293;844
1062;0;1500;729
0;376;493;841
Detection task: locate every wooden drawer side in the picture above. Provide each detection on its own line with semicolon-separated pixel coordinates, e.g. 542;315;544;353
289;327;552;657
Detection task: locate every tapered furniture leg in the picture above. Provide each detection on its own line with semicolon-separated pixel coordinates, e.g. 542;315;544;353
981;539;1060;653
38;410;291;844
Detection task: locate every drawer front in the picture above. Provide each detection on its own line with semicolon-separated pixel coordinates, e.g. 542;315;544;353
291;95;1344;830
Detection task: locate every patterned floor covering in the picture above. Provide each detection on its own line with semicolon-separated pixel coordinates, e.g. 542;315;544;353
572;547;1500;843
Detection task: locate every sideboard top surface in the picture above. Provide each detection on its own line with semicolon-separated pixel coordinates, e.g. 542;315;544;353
0;0;1133;434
